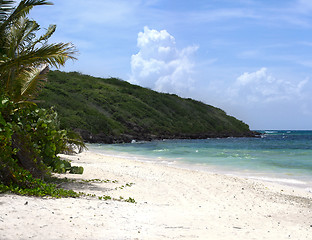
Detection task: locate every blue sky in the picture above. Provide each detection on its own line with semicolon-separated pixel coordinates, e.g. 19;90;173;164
30;0;312;130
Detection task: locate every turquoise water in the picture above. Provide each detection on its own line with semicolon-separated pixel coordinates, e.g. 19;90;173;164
87;130;312;190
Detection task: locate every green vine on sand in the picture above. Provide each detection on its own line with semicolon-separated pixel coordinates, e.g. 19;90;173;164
80;179;119;184
80;179;136;203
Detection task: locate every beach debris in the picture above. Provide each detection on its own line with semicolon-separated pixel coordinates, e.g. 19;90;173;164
233;226;242;229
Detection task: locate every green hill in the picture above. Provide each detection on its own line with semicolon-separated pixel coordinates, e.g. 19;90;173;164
37;71;256;143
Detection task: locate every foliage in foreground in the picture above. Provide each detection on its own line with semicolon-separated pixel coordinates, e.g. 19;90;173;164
0;95;85;197
0;1;84;198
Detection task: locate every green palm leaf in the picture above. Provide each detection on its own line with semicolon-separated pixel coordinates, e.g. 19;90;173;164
0;3;77;102
0;1;52;55
0;0;52;27
18;64;48;101
0;1;15;22
1;41;77;71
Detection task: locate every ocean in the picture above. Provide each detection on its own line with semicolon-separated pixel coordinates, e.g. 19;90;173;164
87;130;312;191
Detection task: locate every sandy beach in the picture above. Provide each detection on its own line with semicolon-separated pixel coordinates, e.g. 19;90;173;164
0;151;311;240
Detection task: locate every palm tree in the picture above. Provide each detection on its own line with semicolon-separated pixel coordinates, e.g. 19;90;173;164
0;0;77;102
0;1;84;185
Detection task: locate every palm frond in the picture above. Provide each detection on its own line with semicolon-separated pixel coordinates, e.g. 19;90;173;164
29;23;55;49
62;130;87;154
0;1;15;22
0;0;14;54
0;1;78;103
19;19;40;48
19;64;48;101
1;42;77;71
6;17;40;58
37;23;56;42
0;0;52;34
7;0;53;20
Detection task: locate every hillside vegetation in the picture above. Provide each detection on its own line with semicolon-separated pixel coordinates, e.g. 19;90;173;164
38;71;256;143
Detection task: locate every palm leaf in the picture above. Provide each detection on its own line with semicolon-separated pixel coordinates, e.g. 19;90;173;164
62;130;87;154
5;17;40;58
33;24;56;45
0;0;52;34
0;42;77;71
19;64;48;101
17;19;40;51
0;1;77;103
0;1;15;22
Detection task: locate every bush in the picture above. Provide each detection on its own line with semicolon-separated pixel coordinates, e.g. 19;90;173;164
0;95;85;197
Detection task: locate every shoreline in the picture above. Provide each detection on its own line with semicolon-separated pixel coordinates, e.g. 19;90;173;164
86;145;312;192
1;150;312;239
79;130;261;144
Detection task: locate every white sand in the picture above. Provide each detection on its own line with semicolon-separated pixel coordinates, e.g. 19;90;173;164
0;151;312;240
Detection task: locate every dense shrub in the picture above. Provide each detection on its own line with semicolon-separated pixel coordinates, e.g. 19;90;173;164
0;96;84;196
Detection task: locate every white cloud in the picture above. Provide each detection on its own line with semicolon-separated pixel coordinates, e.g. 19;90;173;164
229;67;309;104
129;26;198;94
